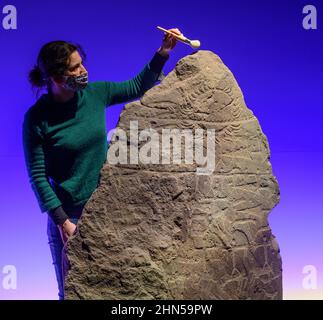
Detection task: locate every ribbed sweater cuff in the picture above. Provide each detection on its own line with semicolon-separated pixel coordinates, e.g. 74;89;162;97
47;205;69;226
149;51;169;74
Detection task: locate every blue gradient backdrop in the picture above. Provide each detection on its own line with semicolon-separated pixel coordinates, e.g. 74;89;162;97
0;0;322;299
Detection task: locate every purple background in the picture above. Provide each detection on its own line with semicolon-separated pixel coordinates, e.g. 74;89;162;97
0;0;322;299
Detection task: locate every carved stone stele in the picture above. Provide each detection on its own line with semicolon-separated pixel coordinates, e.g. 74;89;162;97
65;50;282;300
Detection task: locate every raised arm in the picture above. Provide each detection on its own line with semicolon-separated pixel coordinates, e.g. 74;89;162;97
106;50;170;106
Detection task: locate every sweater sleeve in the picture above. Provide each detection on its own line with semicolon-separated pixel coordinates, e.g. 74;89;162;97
106;51;169;106
47;205;69;226
22;110;63;213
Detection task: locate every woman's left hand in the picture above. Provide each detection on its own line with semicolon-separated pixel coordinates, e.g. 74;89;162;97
158;28;183;56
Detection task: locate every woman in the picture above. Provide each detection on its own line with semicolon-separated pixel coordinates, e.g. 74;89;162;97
22;28;182;300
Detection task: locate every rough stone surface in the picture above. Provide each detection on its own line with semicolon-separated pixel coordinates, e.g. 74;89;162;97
64;50;282;300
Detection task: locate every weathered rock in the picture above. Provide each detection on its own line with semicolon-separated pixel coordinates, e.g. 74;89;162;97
64;50;282;300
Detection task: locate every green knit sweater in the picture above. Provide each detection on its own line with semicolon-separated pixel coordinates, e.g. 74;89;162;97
23;51;169;219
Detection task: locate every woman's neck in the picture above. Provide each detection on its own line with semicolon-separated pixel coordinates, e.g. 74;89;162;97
50;84;75;103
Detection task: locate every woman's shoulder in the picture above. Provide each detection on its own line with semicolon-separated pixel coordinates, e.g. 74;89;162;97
84;81;109;92
82;81;110;105
24;94;48;125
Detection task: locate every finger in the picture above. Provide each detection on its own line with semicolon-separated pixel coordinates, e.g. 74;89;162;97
167;29;178;36
172;38;177;49
163;32;170;39
170;28;181;35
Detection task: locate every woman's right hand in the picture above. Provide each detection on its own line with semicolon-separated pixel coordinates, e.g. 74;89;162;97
58;219;77;244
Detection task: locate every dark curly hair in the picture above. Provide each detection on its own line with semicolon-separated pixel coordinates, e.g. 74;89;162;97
28;40;86;94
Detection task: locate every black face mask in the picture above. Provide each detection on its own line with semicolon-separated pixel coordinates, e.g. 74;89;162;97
62;72;88;90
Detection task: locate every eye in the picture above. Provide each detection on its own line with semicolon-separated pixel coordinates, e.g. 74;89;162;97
70;63;81;72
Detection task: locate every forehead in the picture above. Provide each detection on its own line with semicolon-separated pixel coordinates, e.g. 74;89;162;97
68;50;82;65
